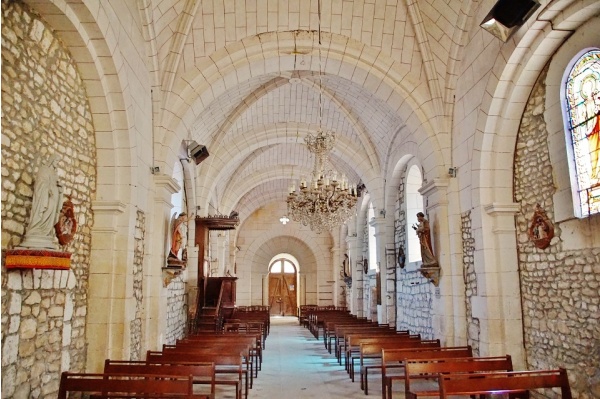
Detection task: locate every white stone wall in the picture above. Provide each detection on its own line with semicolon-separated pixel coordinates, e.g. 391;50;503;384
1;2;95;397
515;66;600;398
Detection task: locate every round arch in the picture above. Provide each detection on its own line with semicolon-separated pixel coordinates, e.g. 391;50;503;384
156;30;448;186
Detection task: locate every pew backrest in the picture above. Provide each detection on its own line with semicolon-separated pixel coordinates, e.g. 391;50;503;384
58;372;194;399
438;368;572;399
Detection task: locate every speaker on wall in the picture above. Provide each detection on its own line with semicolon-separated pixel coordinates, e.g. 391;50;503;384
187;141;209;165
480;0;541;42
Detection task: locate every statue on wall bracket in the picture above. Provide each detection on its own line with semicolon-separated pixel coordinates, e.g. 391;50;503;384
528;203;554;249
413;212;441;286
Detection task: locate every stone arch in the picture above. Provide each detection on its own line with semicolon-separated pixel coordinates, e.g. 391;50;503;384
157;31;447;183
196;125;379;213
22;0;140;371
473;2;600;205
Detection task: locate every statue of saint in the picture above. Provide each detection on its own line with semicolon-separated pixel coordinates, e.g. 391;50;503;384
168;212;193;261
20;155;63;249
412;212;439;268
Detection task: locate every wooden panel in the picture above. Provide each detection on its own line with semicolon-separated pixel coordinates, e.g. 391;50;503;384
268;273;297;316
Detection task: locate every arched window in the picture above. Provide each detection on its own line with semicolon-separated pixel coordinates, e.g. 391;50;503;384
368;203;377;271
269;259;296;274
563;48;600;218
406;165;423;262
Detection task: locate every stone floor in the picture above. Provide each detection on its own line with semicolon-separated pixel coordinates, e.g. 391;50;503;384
238;316;386;399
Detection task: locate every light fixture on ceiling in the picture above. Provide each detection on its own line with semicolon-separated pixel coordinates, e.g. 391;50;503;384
480;0;540;42
286;0;358;234
279;215;290;225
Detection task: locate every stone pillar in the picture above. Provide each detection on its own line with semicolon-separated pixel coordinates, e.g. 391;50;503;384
331;246;342;307
370;216;388;324
419;178;462;344
479;202;525;367
346;235;360;316
145;174;180;353
87;200;129;372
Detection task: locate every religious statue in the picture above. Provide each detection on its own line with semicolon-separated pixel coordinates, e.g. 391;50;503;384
167;212;194;265
412;212;439;268
20;154;63;249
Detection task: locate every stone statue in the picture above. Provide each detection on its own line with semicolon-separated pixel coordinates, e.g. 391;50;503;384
20;154;63;249
168;212;193;261
412;212;439;268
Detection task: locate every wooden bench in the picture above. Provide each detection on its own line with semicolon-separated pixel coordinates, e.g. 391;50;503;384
162;344;255;391
404;355;514;399
147;351;246;399
103;359;215;399
380;345;472;399
438;368;572;399
334;326;402;361
58;372;196;398
358;341;447;395
176;334;261;375
344;333;419;372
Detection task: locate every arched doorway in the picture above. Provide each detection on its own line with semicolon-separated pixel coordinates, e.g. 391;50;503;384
268;259;297;316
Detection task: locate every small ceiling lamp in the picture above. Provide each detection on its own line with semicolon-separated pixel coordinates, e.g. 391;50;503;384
280;215;290;225
286;0;358;233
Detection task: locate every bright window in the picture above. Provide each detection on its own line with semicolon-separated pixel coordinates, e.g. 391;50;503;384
270;259;296;274
563;48;600;217
406;165;423;262
368;203;377;270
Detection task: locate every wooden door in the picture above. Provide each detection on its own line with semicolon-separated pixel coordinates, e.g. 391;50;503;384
268;272;297;316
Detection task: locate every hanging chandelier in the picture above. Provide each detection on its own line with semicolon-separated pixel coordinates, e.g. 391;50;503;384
286;129;358;233
285;0;358;233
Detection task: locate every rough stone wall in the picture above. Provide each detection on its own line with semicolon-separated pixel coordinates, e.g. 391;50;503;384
395;174;434;339
164;276;187;345
393;174;407;330
130;210;145;361
514;66;600;398
1;2;96;398
461;211;479;356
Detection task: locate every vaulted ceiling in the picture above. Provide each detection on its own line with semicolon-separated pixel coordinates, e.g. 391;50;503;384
146;0;476;219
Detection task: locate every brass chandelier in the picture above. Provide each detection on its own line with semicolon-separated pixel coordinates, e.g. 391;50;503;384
285;0;358;233
286;129;358;233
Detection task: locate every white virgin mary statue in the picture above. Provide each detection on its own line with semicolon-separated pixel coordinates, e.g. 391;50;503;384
20;154;64;249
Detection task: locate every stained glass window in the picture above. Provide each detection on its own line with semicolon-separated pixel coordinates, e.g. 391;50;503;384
564;49;600;217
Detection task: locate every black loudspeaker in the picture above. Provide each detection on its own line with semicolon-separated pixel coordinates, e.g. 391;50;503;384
188;142;209;165
481;0;540;42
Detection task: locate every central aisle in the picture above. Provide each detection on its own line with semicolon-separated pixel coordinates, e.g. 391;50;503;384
247;316;381;399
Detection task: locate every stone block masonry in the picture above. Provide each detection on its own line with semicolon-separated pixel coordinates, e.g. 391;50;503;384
1;2;96;398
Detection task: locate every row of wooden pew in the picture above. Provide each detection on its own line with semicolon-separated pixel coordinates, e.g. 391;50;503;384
304;309;572;399
58;311;269;398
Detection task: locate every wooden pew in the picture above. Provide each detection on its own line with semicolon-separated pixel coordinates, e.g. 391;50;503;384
103;359;215;399
147;351;246;399
403;355;514;399
380;345;472;399
358;341;447;395
162;344;255;389
344;333;419;371
58;372;195;398
333;325;399;359
438;368;572;399
177;334;261;375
